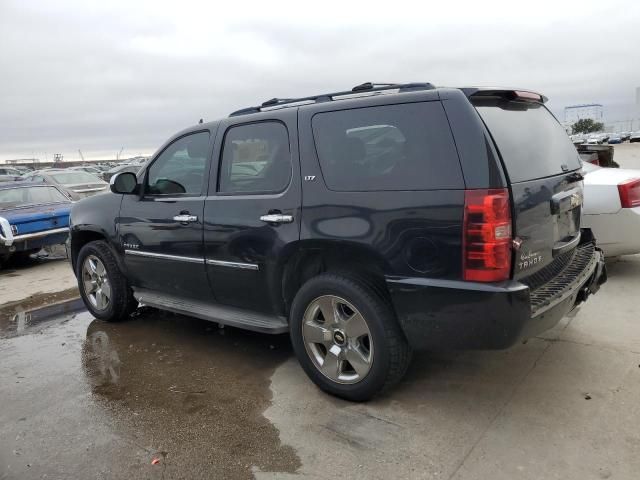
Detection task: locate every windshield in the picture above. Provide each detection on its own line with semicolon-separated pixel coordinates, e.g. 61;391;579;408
50;171;103;184
0;186;69;208
474;100;581;183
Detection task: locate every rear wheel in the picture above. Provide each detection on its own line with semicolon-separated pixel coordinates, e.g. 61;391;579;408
76;241;137;322
289;273;411;401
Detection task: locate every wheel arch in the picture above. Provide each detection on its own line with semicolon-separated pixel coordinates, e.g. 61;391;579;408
70;228;124;274
275;240;392;318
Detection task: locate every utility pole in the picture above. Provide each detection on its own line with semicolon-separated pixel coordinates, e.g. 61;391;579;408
78;150;85;163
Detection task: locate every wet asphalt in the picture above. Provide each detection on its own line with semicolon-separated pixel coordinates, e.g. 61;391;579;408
0;299;300;480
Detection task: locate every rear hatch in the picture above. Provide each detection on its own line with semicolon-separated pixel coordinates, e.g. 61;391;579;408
472;92;584;282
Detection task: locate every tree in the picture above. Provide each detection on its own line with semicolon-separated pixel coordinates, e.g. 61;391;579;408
572;118;604;135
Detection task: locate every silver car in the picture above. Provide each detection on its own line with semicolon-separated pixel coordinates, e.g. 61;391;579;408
22;169;108;199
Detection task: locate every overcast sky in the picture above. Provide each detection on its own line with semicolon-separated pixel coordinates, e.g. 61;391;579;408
1;0;639;162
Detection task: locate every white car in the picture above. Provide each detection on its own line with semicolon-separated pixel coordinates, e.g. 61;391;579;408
582;161;640;256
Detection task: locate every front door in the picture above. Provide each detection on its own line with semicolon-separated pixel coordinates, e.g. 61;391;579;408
203;111;301;314
118;130;213;300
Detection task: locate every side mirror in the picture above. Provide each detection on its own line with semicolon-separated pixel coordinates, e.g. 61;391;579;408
110;172;139;194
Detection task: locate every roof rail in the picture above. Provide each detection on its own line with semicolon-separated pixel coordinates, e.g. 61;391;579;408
229;82;435;117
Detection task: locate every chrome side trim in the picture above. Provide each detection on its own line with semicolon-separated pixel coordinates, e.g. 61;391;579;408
13;227;69;243
124;249;204;264
0;216;68;246
205;259;259;271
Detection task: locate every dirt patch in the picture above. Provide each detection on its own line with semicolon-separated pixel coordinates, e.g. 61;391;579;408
81;308;301;479
0;286;79;312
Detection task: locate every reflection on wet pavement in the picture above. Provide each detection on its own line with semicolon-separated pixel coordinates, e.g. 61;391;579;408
0;301;300;479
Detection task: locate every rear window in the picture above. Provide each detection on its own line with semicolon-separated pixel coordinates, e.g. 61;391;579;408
312;102;463;191
0;186;68;208
474;100;581;183
51;171;103;184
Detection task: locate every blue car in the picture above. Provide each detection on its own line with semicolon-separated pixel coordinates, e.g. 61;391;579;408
0;182;71;265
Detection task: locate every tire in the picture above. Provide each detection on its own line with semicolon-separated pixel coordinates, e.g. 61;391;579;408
289;273;412;401
76;240;137;322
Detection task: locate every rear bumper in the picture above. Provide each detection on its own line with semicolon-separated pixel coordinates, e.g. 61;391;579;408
582;208;640;257
386;247;606;351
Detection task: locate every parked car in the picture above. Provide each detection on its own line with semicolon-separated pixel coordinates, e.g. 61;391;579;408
22;169;108;199
69;165;104;176
102;163;142;182
0;174;21;183
620;132;631;141
69;83;607;401
630;132;640;143
7;166;34;175
0;166;24;176
586;135;600;145
582;161;640;256
607;134;622;144
0;182;71;265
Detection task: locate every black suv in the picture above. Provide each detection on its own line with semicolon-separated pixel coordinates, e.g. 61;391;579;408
70;82;607;401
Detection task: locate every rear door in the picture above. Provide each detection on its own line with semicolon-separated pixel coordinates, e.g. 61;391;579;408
473;96;583;279
203;110;301;314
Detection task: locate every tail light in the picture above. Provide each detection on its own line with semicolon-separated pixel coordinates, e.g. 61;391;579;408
463;189;512;282
618;178;640;208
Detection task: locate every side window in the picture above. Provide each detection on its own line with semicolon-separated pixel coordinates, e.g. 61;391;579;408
146;131;210;195
219;122;291;194
312;102;463;191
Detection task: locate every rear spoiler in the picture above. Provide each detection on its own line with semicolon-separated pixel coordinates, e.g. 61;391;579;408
460;87;548;104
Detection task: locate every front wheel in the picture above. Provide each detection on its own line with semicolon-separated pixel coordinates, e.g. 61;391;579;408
76;240;137;322
289;273;411;401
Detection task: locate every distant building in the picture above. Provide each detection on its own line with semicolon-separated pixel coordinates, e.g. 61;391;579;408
564;104;604;124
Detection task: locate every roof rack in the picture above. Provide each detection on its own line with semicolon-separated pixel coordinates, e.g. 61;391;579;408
229;82;435;117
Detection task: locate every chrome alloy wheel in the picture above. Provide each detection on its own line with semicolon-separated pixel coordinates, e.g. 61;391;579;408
302;295;373;384
82;255;111;311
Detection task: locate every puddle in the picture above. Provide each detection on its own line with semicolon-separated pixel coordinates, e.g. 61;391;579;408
80;309;300;478
0;298;300;479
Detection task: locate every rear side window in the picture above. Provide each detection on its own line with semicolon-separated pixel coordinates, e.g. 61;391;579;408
219;122;291;194
474;100;581;183
312;102;463;191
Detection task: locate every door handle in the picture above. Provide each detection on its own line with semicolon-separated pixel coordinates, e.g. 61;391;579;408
173;214;198;223
259;214;294;224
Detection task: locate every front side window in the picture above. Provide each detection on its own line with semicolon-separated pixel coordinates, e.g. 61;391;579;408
218;122;291;194
312;102;463;191
146;131;210;195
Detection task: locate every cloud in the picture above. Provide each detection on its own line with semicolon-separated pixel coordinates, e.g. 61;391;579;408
1;0;639;161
